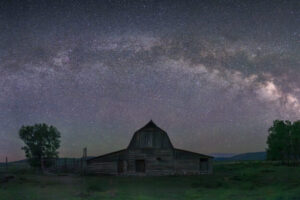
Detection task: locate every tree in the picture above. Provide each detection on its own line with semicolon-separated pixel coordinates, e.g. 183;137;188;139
19;123;61;168
267;120;300;164
267;120;290;161
291;121;300;161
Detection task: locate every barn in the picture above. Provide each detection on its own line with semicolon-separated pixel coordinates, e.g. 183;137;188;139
87;120;213;175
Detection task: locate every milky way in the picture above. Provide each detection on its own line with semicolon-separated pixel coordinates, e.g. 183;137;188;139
0;0;299;160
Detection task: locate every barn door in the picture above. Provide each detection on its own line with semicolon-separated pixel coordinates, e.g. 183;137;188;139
200;158;208;172
118;160;124;173
135;160;145;173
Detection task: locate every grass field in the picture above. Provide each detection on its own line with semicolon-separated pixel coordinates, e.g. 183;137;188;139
1;162;300;200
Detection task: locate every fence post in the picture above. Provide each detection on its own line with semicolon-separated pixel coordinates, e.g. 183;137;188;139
56;158;60;173
5;156;8;172
81;147;87;175
80;158;83;175
64;158;67;172
41;157;45;174
72;158;75;171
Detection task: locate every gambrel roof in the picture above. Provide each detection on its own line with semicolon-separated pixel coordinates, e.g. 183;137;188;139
88;120;213;161
127;120;173;149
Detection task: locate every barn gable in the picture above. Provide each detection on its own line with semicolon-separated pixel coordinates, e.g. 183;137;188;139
127;120;173;149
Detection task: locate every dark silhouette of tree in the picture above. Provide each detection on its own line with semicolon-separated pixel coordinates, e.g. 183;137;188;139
267;120;300;164
291;121;300;161
19;123;61;169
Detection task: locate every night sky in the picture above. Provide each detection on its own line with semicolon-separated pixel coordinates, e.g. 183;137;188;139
0;0;299;161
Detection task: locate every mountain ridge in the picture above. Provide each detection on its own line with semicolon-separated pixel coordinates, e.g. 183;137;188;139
213;152;266;161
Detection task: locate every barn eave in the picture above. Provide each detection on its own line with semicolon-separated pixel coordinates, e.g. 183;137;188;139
174;148;214;158
87;149;127;162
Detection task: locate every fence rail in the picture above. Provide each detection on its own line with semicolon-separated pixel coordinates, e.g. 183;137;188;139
0;158;87;174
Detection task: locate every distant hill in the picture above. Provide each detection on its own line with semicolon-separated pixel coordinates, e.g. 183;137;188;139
211;153;236;158
214;152;266;161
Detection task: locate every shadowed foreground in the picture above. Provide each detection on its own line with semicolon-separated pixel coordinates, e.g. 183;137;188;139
1;162;300;200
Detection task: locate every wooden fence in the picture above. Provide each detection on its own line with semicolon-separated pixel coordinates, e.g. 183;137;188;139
0;157;87;175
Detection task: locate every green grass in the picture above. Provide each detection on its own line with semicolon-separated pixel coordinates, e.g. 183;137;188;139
1;162;300;200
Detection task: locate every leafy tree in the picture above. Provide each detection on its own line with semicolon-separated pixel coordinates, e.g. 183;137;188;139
267;120;300;164
267;120;291;161
19;123;61;168
291;121;300;161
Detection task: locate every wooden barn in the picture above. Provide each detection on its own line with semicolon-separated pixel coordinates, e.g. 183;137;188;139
87;120;213;175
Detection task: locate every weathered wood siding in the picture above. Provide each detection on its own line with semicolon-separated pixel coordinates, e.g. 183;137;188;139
175;149;213;174
87;150;127;175
127;149;175;175
87;162;118;175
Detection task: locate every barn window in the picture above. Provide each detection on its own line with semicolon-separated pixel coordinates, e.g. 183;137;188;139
144;134;152;147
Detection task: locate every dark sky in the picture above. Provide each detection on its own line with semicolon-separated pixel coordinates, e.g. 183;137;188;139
0;0;299;161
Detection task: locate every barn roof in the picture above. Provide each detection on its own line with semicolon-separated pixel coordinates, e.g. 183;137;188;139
127;120;174;149
88;120;213;161
87;149;127;162
134;120;161;132
174;148;213;158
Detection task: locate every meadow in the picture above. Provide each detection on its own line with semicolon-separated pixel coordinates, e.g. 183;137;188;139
1;162;300;200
